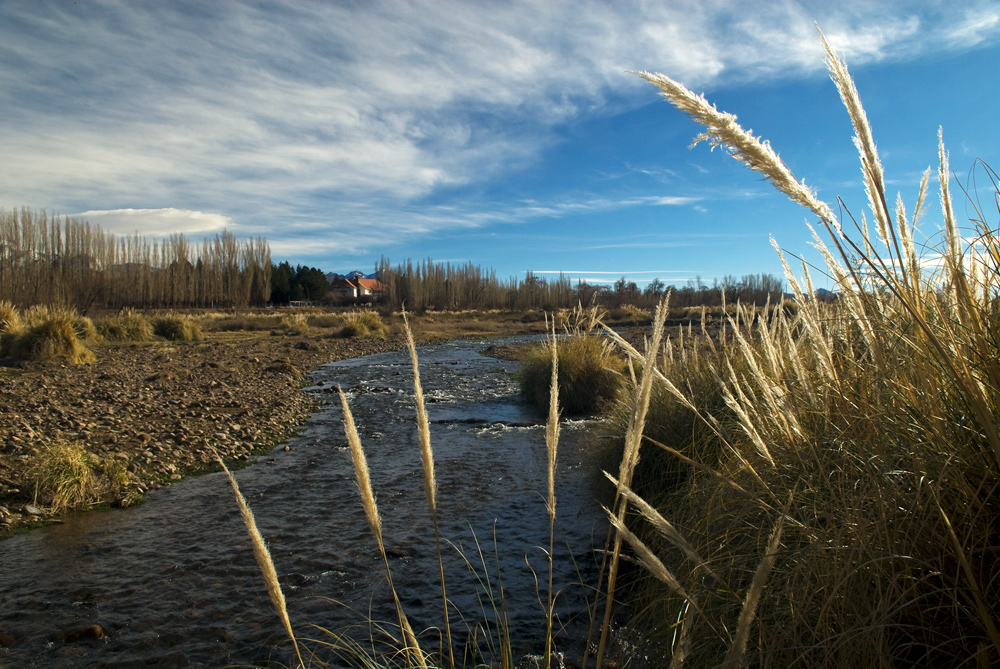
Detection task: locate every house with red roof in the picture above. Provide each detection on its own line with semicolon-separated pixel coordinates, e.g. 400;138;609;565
331;277;385;301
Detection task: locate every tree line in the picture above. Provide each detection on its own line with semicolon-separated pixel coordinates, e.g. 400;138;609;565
376;256;783;311
0;207;271;311
269;262;330;303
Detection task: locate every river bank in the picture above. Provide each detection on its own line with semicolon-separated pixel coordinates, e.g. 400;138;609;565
0;313;554;540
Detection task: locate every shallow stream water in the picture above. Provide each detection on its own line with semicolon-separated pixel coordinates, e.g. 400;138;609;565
0;338;610;668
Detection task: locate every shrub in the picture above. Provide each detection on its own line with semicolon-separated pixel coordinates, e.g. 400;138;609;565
152;315;204;341
9;313;96;364
98;309;153;342
520;335;622;415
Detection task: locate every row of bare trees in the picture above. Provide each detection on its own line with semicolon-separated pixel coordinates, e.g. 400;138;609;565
376;257;784;312
0;208;271;311
376;257;581;311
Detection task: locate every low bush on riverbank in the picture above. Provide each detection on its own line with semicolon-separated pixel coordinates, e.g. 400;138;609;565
521;334;623;415
98;309;153;342
28;441;130;514
152;314;204;341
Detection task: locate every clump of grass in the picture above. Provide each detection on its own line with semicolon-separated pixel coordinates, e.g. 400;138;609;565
98;309;153;342
335;311;388;339
0;301;24;356
28;441;130;513
9;311;96;364
587;27;1000;668
0;300;21;333
621;304;651;324
601;314;732;496
520;335;622;415
272;313;310;337
201;313;281;332
152;314;204;341
306;312;345;328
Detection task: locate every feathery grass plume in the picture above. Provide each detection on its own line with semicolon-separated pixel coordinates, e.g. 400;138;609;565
633;70;838;229
402;309;454;669
216;455;304;669
338;386;428;669
543;319;561;669
594;294;671;669
604;509;696;608
604;473;716;582
819;27;889;239
632;27;1000;665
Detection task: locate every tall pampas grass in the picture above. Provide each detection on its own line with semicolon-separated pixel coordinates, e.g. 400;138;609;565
608;23;1000;667
402;309;454;669
337;386;428;669
217;455;304;669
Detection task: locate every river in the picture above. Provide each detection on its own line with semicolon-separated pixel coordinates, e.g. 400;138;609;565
0;338;611;668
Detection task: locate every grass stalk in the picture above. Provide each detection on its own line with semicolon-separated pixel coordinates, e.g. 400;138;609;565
216;455;304;669
594;294;671;669
338;386;428;669
544;320;561;669
401;310;455;669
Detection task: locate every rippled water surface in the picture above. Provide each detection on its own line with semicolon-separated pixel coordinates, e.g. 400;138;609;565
0;339;609;668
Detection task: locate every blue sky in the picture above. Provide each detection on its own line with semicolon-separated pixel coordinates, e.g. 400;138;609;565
1;1;998;289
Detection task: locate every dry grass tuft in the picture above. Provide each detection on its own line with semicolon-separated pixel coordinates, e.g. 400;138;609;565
28;441;130;513
10;311;96;364
335;311;388;339
98;309;154;342
152;314;204;341
521;335;623;415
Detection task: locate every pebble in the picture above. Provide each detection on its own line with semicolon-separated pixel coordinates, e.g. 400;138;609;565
22;504;42;516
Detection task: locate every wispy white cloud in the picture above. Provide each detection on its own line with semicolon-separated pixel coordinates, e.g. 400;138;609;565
73;208;233;237
0;0;996;260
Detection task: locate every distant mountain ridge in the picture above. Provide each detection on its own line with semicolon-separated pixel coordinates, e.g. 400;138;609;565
325;270;377;283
